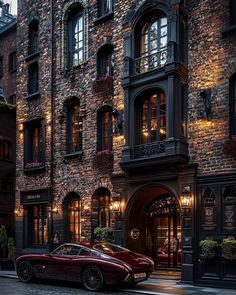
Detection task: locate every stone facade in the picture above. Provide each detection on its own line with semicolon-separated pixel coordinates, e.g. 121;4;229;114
15;0;236;286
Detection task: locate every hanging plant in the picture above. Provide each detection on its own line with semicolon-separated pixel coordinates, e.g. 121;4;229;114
199;239;218;260
221;237;236;260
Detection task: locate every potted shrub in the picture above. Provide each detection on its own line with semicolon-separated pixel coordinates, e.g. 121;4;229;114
221;236;236;260
94;227;115;243
199;238;218;259
0;225;8;258
8;238;16;270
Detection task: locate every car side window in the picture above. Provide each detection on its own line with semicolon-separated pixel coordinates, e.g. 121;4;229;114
54;245;74;255
69;246;82;255
79;248;90;256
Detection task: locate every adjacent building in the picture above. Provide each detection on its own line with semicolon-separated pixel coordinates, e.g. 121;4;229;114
15;0;236;287
0;0;16;238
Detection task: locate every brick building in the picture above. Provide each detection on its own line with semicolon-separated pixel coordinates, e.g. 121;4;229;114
15;0;236;286
0;0;16;238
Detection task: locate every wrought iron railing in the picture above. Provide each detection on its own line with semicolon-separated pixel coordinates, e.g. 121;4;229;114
133;141;166;159
134;48;168;75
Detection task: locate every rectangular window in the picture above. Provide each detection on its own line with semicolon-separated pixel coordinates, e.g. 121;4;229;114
9;52;16;73
8;94;16;105
67;104;83;154
0;56;3;78
230;0;236;26
98;0;113;17
0;140;11;160
30;204;47;246
24;120;44;169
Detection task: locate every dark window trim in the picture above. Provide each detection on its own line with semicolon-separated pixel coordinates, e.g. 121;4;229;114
28;62;39;96
97;106;113;151
28;19;39;56
8;51;17;73
97;44;114;78
94;12;114;25
25;51;41;63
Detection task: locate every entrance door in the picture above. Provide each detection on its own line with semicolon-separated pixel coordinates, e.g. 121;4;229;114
146;194;182;269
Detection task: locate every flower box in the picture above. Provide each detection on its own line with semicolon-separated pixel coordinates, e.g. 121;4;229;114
92;75;113;96
24;162;44;171
221;237;236;260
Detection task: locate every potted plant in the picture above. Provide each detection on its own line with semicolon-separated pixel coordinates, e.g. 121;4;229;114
199;238;218;260
94;227;115;243
221;236;236;260
8;238;16;270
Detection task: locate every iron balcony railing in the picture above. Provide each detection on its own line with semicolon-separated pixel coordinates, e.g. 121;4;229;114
134;48;168;75
133;141;166;159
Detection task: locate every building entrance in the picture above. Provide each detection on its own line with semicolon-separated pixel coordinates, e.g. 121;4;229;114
146;194;182;269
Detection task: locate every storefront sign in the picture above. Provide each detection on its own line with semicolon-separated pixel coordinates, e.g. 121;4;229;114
130;228;140;239
21;189;50;204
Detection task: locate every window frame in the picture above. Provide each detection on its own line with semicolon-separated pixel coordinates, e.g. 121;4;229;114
67;9;84;69
29;204;48;246
66;102;83;155
97;0;113;18
97;106;113;151
0;139;11;161
68;198;81;243
9;51;17;73
24;119;45;169
28;20;39;56
136;90;167;145
97;44;114;78
28;62;39;95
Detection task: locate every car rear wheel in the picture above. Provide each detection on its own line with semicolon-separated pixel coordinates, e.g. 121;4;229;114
81;265;104;291
17;261;34;283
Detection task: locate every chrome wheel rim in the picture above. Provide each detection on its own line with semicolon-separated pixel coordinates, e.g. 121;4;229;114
18;261;33;282
82;266;102;291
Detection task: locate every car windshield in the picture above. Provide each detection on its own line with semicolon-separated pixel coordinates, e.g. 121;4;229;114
93;243;128;254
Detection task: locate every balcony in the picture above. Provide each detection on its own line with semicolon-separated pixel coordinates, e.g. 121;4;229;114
123;41;177;79
120;138;189;172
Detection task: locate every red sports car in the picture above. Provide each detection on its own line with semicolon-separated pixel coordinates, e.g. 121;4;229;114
16;242;154;291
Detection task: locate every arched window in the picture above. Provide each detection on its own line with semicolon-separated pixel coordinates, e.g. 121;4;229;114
97;44;114;78
230;74;236;136
136;90;166;145
97;106;113;151
135;13;167;73
28;62;38;95
66;194;81;243
67;7;84;68
28;20;39;55
91;188;111;238
66;100;83;154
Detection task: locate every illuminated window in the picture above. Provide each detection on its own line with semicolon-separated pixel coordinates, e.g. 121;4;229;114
28;20;39;55
67;103;83;153
137;91;166;144
97;106;112;151
67;9;84;68
0;140;11;160
31;204;47;246
68;199;81;243
24;120;44;168
97;44;114;77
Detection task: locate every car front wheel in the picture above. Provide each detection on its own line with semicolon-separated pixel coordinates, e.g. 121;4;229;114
17;261;34;283
81;265;104;291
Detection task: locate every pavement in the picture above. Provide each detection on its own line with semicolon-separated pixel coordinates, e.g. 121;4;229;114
0;271;236;295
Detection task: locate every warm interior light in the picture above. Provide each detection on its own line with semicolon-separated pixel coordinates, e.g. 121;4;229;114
110;200;121;212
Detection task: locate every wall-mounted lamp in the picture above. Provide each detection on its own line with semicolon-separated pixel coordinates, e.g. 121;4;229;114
180;185;192;209
198;90;212;119
112;109;123;136
14;207;24;217
110;200;121;212
51;206;59;214
83;204;90;211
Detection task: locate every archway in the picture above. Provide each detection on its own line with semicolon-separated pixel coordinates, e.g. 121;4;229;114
126;184;181;270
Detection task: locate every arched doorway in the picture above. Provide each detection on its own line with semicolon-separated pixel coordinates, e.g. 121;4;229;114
127;185;182;270
146;194;182;269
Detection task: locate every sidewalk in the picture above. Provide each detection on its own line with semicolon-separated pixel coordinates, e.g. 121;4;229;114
0;271;236;295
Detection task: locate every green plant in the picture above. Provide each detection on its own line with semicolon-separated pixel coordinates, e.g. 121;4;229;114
200;239;218;259
0;225;8;258
221;237;236;260
8;238;16;269
94;227;114;242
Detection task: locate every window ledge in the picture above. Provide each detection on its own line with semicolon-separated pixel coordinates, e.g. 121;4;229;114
25;92;41;101
222;24;236;36
94;12;114;25
25;51;41;62
64;151;83;159
24;164;45;174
